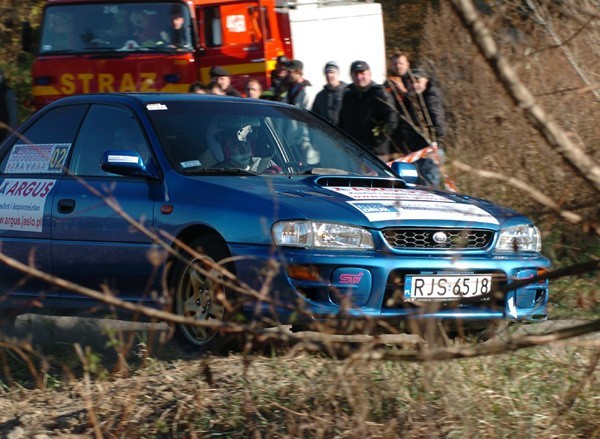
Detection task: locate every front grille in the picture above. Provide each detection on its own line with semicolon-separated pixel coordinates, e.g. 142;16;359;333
383;228;494;250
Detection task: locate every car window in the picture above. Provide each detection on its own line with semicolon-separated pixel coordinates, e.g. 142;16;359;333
69;104;151;177
0;104;87;175
146;100;393;177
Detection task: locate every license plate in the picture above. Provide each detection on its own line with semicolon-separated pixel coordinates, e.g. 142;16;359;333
404;274;492;301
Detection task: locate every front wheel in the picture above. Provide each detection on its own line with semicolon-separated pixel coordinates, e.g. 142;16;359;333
170;236;241;353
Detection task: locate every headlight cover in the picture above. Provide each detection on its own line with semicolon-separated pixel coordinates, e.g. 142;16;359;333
272;221;374;249
495;225;542;252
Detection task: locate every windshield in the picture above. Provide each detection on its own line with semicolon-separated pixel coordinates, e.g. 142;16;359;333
147;99;395;177
40;2;193;53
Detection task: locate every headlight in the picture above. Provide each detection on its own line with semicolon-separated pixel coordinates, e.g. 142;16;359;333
272;221;374;249
495;225;542;252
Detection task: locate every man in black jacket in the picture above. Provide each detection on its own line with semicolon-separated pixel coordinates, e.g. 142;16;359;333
338;61;397;159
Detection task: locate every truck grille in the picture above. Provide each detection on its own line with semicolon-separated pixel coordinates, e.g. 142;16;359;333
382;228;494;250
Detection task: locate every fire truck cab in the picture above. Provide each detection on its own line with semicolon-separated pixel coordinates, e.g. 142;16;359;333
30;0;386;108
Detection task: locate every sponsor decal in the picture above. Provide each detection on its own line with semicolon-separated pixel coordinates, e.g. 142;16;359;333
339;272;364;285
348;200;499;224
323;187;497;224
226;15;247;32
0;179;55;232
325;187;448;202
180;160;202;169
107;155;139;164
353;203;398;214
4;143;71;174
147;103;168;111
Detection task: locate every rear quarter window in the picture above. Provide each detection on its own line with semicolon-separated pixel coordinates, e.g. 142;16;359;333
0;105;87;175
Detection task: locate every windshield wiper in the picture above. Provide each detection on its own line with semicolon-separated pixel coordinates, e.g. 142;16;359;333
183;167;260;176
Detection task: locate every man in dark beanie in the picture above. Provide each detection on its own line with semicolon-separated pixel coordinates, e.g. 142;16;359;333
0;68;17;143
311;61;347;125
338;60;398;160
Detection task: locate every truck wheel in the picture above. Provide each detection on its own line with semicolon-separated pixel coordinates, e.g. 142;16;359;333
170;236;241;353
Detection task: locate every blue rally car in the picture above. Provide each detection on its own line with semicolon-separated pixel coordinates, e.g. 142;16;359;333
0;93;549;351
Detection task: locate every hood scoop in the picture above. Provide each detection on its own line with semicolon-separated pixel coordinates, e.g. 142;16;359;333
316;176;406;189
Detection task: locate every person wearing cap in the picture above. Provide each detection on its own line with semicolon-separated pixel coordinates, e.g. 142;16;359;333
0;68;18;143
270;55;290;101
284;59;311;110
311;61;347;125
338;60;398;160
209;66;242;97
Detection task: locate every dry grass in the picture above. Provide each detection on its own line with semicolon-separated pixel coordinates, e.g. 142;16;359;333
0;322;599;438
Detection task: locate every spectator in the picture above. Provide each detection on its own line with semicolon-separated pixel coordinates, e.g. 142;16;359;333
209;66;242;97
311;61;347;125
208;80;226;95
401;69;448;188
284;59;311;109
384;51;414;158
188;81;207;94
244;79;262;99
338;60;397;160
385;51;411;96
270;55;289;101
0;68;17;143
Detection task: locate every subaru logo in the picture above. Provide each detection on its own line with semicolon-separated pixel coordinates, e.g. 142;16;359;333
433;231;448;244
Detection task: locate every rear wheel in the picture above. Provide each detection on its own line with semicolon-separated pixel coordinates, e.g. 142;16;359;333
170;236;241;353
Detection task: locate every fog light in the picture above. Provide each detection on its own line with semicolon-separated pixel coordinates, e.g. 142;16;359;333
536;268;547;284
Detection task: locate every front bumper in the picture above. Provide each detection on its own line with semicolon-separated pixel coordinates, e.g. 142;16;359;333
230;244;550;324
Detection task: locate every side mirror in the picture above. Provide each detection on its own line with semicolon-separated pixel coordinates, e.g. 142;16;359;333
101;150;160;180
390;161;419;184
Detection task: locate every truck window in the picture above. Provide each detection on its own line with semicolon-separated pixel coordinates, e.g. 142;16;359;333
203;6;223;47
39;2;193;53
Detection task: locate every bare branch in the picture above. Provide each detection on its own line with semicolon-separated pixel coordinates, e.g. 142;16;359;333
349;319;600;362
451;160;599;232
525;0;600;100
450;0;600;195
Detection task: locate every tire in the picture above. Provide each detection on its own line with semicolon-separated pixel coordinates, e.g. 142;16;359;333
0;313;17;337
170;235;242;354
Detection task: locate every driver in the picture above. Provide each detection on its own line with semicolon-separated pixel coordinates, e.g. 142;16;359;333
129;9;161;47
215;125;280;173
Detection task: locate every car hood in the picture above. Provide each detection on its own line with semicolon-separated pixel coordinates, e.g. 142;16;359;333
182;174;528;232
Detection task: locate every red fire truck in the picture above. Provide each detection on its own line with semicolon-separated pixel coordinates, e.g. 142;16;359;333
29;0;386;108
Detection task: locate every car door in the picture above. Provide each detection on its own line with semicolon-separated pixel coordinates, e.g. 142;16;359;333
0;104;87;308
52;103;161;307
